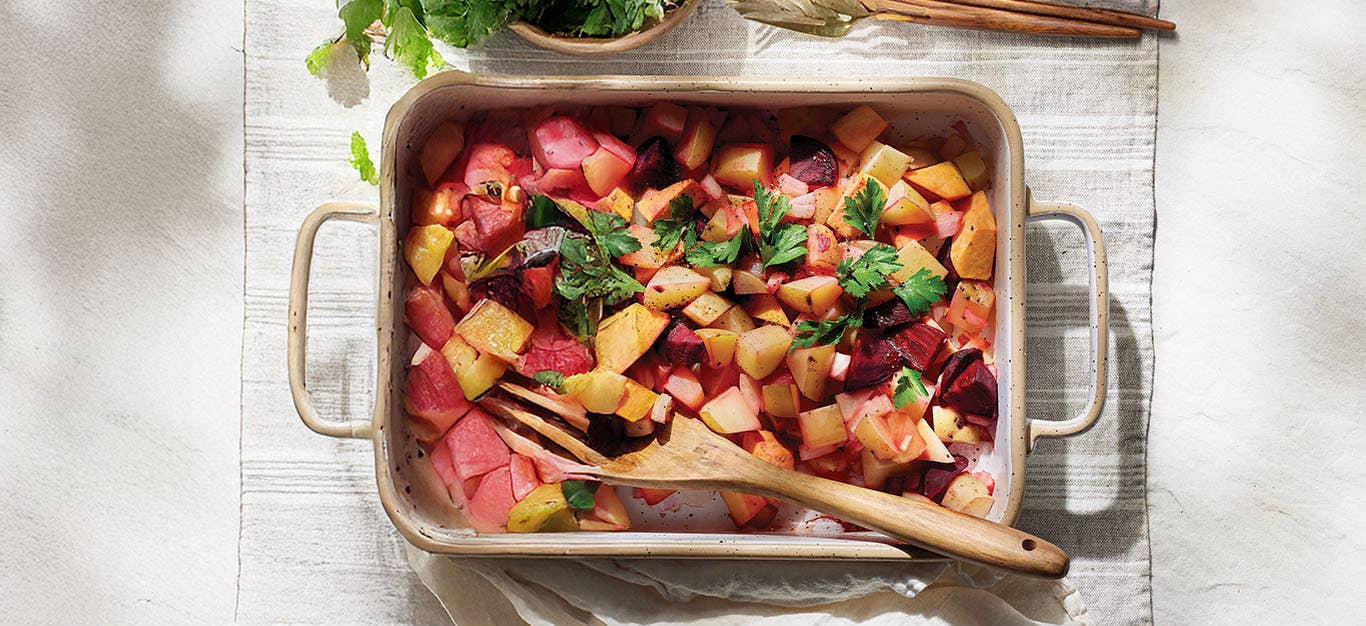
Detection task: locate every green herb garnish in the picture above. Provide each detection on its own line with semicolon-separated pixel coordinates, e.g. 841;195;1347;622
892;367;928;408
891;268;948;316
533;370;566;390
349;131;378;185
651;195;696;252
554;211;643;340
561;480;598;510
842;178;886;237
526;195;569;229
836;243;903;299
754;181;808;268
790;312;863;351
684;230;746;268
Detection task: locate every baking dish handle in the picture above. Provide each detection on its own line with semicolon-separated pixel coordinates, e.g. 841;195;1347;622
288;201;380;439
1024;195;1109;450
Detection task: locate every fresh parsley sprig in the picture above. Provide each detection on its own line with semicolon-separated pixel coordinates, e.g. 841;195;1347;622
651;195;696;252
790;312;864;351
554;211;644;340
842;178;886;238
683;229;746;267
835;243;903;299
891;268;948;316
754;181;808;268
892;366;928;408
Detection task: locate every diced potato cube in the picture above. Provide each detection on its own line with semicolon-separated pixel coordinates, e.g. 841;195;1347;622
405;225;455;286
949;191;996;280
454;299;533;363
695;328;739;368
952;150;990;190
595;303;671;373
683;292;735;327
797;404;846;449
643;266;712;310
708;305;758;333
831;105;888;152
858;141;912;188
735;325;793;380
712;144;775;190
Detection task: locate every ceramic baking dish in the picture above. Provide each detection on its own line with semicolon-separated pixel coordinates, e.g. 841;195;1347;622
287;71;1108;560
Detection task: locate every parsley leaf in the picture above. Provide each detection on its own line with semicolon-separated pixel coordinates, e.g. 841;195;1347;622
891;268;948;316
349;131;378;185
684;229;746;268
836;243;903;299
584;210;642;258
651;195;696;252
842;178;886;237
561;480;598;510
761;224;809;268
892;367;928;408
790;313;864;351
554;213;644;340
385;6;445;79
533;370;566;390
753;180;808;268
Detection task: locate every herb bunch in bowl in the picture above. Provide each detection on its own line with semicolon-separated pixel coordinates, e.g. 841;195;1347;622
307;0;678;78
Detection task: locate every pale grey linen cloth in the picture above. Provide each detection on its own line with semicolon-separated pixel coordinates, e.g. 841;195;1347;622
241;1;1156;622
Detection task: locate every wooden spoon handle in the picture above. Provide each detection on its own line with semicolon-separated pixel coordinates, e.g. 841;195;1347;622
867;0;1141;38
734;459;1069;578
942;0;1174;31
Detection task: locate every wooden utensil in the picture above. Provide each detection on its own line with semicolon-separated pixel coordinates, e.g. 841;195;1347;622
729;0;1172;39
481;386;1070;578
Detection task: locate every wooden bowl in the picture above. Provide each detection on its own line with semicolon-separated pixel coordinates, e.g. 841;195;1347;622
508;0;702;56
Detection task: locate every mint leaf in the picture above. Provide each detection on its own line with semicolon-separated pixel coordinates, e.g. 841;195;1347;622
892;367;928;408
891;268;948;316
349;131;378;185
842;178;886;237
836;243;903;299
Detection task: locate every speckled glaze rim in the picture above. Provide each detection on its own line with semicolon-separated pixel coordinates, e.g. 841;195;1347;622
286;70;1109;561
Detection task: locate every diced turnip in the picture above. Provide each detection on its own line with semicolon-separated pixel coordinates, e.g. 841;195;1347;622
699;387;762;434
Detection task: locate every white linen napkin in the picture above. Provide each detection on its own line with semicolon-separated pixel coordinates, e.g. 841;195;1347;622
407;546;1087;625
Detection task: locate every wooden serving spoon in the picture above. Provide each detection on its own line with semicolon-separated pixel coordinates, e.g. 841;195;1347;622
481;385;1069;578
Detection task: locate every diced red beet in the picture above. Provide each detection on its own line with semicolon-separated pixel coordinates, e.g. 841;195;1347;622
942;360;998;417
787;135;838;188
444;408;511;484
519;259;558;311
935;348;982;396
936;238;961;295
863;299;916;330
889;323;947;372
844;334;903;390
659;319;705;366
921;454;969;502
404;348;472;443
466;466;517;533
516;311;594;377
403;283;454;348
470;274;527;315
530;116;600;169
508;454;541;501
630;136;678;191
